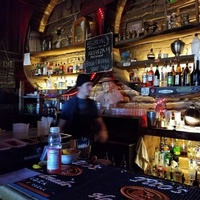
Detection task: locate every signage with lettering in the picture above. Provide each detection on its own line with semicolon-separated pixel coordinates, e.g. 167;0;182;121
0;60;15;88
85;32;113;74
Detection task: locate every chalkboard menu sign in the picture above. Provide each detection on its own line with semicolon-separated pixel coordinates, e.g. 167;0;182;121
0;60;15;88
85;32;113;73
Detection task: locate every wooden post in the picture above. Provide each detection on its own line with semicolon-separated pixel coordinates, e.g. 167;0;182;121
195;0;199;22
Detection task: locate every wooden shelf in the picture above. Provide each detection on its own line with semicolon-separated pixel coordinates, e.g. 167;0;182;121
31;42;85;58
115;55;195;69
140;127;200;142
114;23;200;49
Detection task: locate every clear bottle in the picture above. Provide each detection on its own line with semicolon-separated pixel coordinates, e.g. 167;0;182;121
142;64;148;87
47;127;62;174
191;33;200;56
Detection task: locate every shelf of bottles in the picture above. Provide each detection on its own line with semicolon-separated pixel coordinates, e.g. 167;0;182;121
145;136;200;187
120;55;200;96
28;55;85;90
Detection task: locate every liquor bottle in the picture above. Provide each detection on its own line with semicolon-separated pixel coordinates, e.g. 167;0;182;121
190;63;195;86
47;127;62;174
147;63;154;87
193;59;200;86
111;156;116;167
163;160;170;180
181;66;184;86
174;61;181;86
193;170;199;187
180;140;187;157
160;65;164;87
164;150;173;166
183;61;191;86
154;147;160;166
188;159;196;185
173;139;181;162
171;62;176;86
121;154;127;170
167;61;173;86
104;151;109;161
154;65;160;87
169;138;174;155
142;64;148;87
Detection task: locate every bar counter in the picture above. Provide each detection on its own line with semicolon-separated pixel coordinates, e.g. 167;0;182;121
0;161;200;200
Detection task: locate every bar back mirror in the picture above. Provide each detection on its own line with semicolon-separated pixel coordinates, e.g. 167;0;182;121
72;17;86;44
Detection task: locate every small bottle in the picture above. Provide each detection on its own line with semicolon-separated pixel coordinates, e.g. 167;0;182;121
47;127;62;174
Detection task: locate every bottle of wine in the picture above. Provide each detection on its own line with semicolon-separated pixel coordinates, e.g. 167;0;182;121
193;59;200;86
175;61;181;86
167;61;173;86
171;62;176;86
154;65;160;87
183;61;191;86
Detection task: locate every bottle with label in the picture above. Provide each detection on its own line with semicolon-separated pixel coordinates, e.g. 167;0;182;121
154;65;160;87
171;62;176;86
175;61;181;86
147;63;154;87
193;59;200;86
183;61;191;86
142;64;148;87
180;140;187;157
47;127;62;174
167;61;173;86
173;139;181;162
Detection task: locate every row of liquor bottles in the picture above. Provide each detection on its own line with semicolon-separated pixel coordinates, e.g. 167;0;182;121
32;61;84;77
146;137;200;186
132;59;200;88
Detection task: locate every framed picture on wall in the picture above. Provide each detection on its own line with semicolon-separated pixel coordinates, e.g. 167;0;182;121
126;20;143;34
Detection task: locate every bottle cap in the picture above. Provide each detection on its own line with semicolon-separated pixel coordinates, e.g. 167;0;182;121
50;127;60;133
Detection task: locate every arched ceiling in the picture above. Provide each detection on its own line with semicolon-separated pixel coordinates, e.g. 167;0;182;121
28;0;128;34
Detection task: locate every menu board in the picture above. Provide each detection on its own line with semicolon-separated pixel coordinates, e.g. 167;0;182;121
85;32;113;73
0;60;15;88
